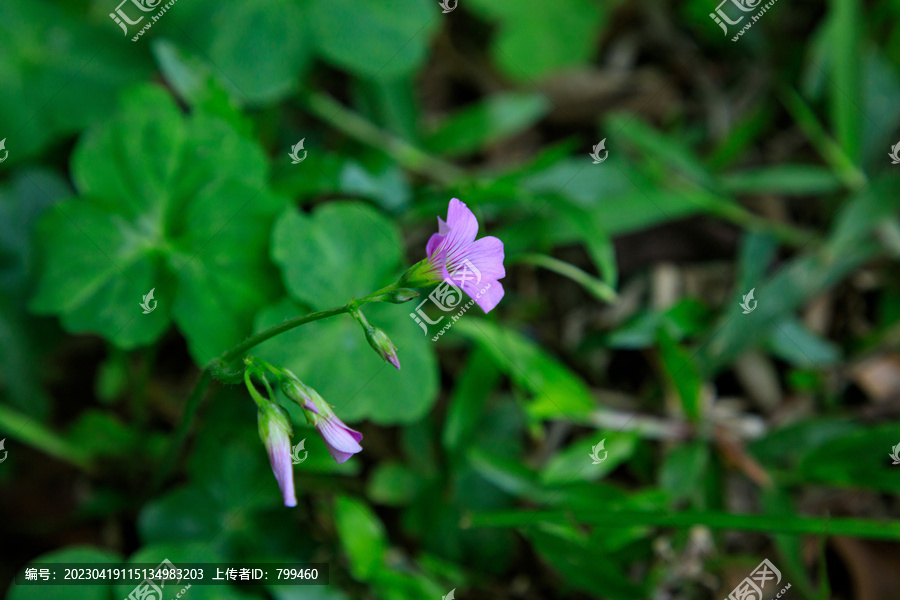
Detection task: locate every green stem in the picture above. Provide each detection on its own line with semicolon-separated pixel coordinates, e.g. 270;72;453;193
0;404;94;473
467;509;900;540
300;90;466;185
158;286;408;490
219;305;350;365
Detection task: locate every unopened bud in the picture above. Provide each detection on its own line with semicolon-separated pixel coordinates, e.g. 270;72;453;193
366;327;401;370
280;370;326;414
257;401;296;507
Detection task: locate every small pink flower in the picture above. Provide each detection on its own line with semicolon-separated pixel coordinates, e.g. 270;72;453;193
257;403;297;507
281;376;363;464
303;401;363;464
399;199;505;312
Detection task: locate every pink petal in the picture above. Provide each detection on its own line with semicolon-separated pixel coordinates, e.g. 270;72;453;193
267;439;297;507
426;232;445;257
317;417;363;464
461;278;504;313
446;235;505;282
437;199;478;259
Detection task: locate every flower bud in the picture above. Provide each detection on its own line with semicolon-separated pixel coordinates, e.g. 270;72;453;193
257;401;297;507
277;369;363;464
366;327;401;370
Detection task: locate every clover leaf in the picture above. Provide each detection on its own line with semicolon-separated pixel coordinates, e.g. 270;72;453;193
30;85;285;364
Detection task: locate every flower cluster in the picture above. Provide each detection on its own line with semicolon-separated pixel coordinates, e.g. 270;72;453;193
243;198;505;507
244;358;362;506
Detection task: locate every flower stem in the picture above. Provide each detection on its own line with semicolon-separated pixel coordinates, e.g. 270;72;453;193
158;287;404;491
219;305;350;365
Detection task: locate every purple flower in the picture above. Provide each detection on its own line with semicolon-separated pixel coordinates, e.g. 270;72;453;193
281;376;363;464
305;403;364;464
257;402;297;507
402;198;505;313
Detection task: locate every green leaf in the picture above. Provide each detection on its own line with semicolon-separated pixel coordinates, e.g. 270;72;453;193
307;0;438;80
466;0;605;80
765;318;841;368
0;0;152;159
29;85;284;363
424;93;549;156
9;547;120;600
151;39;251;135
166;0;311;104
254;299;438;424
138;486;224;544
442;347;502;451
334;495;388;581
540;432;638;485
659;441;710;504
557;203;618;288
825;0;862;164
608;114;713;187
796;423;900;492
515;159;702;244
0;169;66;415
748;417;858;471
719;165;843;196
367;462;423;505
526;525;646;599
657;327;703;421
472;508;900;540
452;319;596;422
702;176;900;370
271;202;403;310
339;161;411;213
65;411;137;459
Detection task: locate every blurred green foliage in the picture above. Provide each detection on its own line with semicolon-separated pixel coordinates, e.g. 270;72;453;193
2;0;900;598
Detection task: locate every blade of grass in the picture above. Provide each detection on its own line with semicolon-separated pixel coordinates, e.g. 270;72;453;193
827;0;862;165
778;86;866;190
468;508;900;540
513;253;618;303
